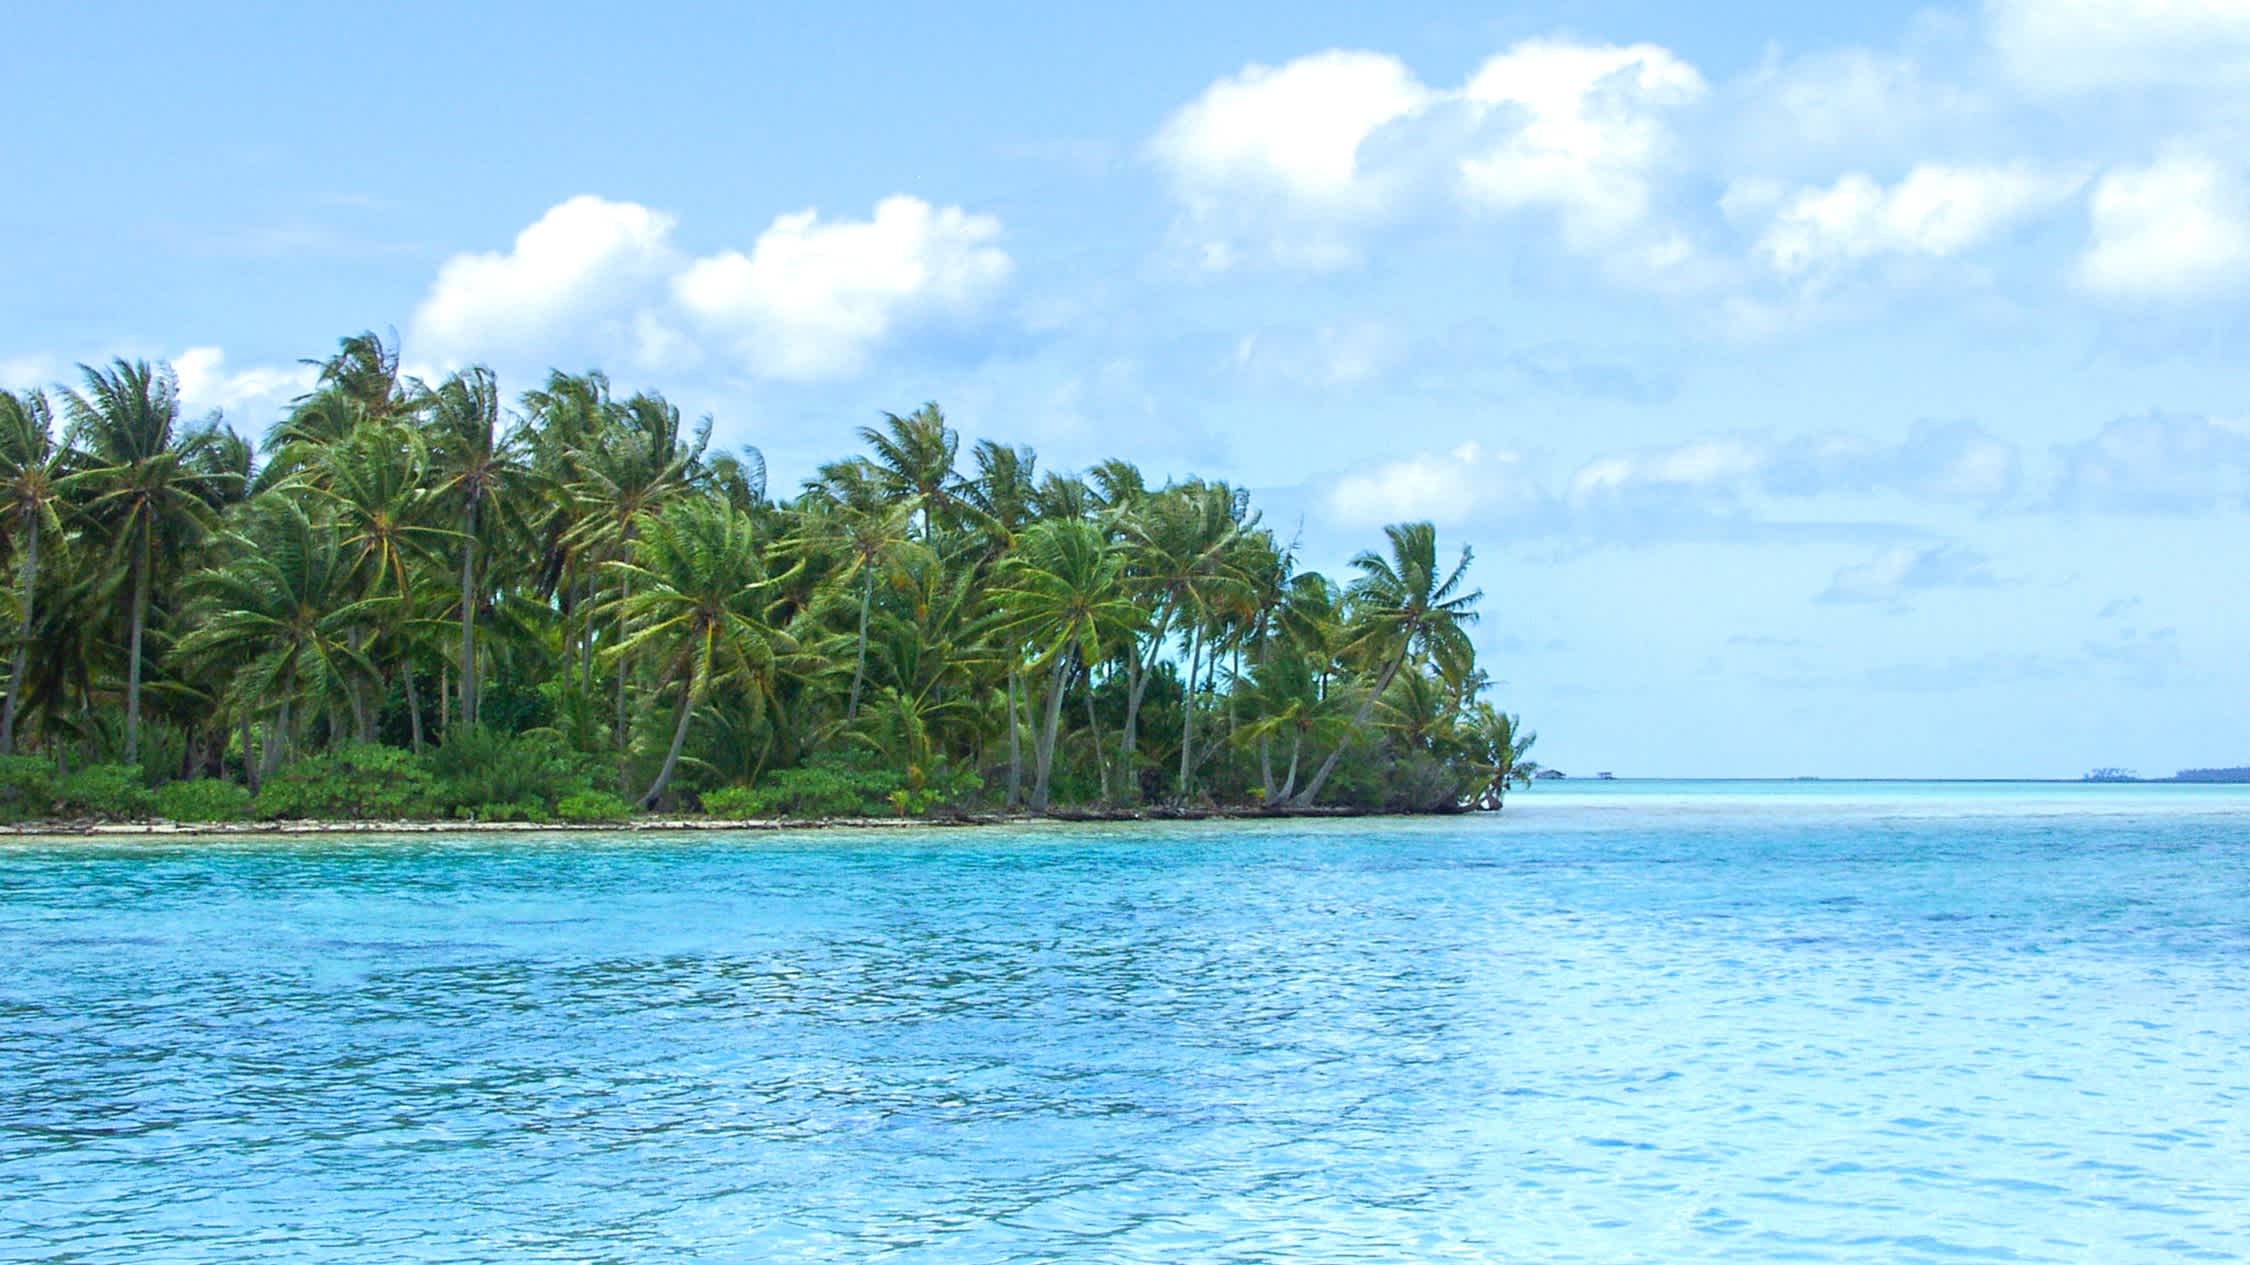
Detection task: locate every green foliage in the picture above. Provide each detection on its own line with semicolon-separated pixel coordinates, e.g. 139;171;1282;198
0;755;56;822
54;764;155;820
426;726;603;818
258;743;438;820
557;789;634;822
153;778;253;822
696;785;770;818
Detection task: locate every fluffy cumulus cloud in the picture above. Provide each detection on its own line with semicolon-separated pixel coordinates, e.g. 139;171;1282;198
409;194;1011;381
1149;38;1706;274
674;196;1011;381
1743;163;2081;276
412;196;681;366
172;346;316;418
1986;0;2250;93
2051;413;2250;512
1817;543;1998;606
2075;152;2250;299
1327;441;1542;527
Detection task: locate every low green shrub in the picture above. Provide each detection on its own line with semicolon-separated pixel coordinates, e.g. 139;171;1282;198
258;743;439;820
54;764;155;820
154;778;253;822
427;727;604;818
557;789;634;823
0;755;57;823
697;785;768;818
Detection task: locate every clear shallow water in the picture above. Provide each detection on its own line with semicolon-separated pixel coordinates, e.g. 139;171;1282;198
3;781;2247;1263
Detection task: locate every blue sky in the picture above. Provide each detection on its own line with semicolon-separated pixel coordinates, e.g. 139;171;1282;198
6;0;2248;777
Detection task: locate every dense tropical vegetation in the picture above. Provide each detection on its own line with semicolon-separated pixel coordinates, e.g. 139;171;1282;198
0;335;1536;824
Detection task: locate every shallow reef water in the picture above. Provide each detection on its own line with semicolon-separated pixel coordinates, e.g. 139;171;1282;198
3;781;2246;1262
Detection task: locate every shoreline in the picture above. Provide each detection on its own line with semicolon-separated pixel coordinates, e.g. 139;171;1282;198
0;804;1441;842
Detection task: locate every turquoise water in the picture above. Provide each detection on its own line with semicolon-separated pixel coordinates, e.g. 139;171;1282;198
4;781;2248;1262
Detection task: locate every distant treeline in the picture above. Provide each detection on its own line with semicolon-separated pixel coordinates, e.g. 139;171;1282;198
2170;768;2250;783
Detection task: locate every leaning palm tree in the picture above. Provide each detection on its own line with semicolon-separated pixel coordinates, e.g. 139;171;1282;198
1469;705;1538;810
57;360;241;763
987;519;1144;811
601;498;796;809
1285;522;1479;807
858;402;963;538
0;389;68;754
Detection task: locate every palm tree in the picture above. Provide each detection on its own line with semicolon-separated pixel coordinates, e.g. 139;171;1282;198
1286;522;1479;807
423;367;525;730
858;403;962;538
57;360;242;763
602;498;796;808
1469;706;1538;810
988;520;1144;811
791;499;915;722
174;500;377;784
0;389;68;754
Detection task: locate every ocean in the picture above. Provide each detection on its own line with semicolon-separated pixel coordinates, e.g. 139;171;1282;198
4;781;2245;1261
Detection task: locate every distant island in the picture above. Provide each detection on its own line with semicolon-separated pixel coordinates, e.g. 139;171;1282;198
2082;768;2250;784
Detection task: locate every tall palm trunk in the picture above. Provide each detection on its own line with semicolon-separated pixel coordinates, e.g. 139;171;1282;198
125;534;150;764
402;658;425;754
1287;645;1407;808
1;516;38;754
457;497;479;730
1176;621;1204;799
1118;608;1172;786
847;568;872;720
1081;663;1110;804
641;679;698;809
1029;649;1071;812
1005;666;1022;809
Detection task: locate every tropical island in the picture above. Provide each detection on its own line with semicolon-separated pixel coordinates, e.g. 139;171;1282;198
0;335;1537;831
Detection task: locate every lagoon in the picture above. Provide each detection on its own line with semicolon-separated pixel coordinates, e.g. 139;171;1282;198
4;781;2247;1261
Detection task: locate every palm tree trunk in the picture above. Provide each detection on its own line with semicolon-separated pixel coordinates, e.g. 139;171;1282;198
1005;666;1022;809
1278;733;1302;802
125;534;149;765
2;516;38;755
1029;650;1070;812
239;711;257;792
1081;662;1110;804
614;569;631;751
403;659;425;754
640;680;697;809
1176;621;1203;799
457;498;479;730
847;568;872;721
259;696;291;786
1118;608;1171;783
1287;646;1406;807
1258;735;1275;802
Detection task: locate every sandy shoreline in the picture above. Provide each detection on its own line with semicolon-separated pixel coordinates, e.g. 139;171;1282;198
0;804;1412;842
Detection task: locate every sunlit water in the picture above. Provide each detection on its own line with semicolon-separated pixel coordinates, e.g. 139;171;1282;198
4;781;2247;1262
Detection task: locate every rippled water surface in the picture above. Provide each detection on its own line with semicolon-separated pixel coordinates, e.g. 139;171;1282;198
5;781;2249;1262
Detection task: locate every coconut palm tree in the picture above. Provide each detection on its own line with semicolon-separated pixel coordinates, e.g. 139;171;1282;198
988;520;1144;811
601;498;796;808
858;403;963;538
0;389;69;754
57;360;242;763
422;367;525;730
1285;522;1479;808
174;500;378;783
1469;706;1538;810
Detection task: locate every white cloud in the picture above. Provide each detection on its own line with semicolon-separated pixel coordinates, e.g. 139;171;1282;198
1229;322;1403;387
406;193;1012;382
1568;436;1765;505
1456;40;1707;243
1730;48;1987;163
674;195;1011;381
2051;413;2250;512
1818;543;1998;606
1750;163;2081;275
410;195;680;367
2076;152;2250;299
1328;441;1540;527
0;354;63;392
172;347;315;419
1148;38;1707;276
1987;0;2250;93
1151;51;1430;213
